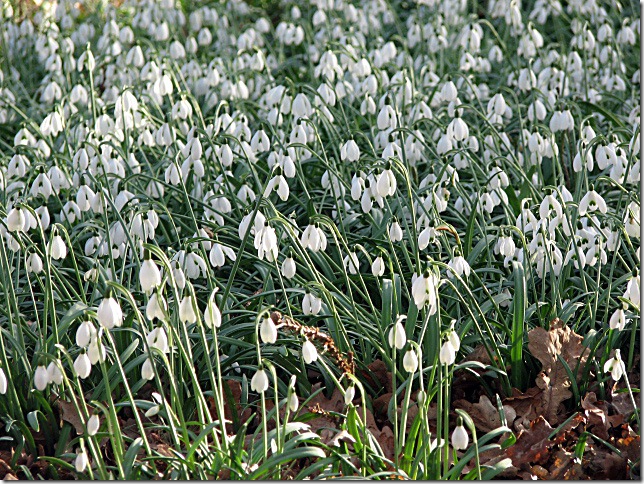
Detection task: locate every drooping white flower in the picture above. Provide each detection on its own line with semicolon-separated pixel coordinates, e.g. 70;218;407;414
141;358;155;380
204;291;222;329
140;259;161;293
439;340;456;365
251;368;269;393
260;316;277;344
451;422;469;450
447;255;471;279
47;360;63;385
74;352;92;379
302;340;318;364
609;308;626;331
411;270;440;312
344;385;356;406
179;295;197;324
302;292;322;316
604;350;625;381
282;256;297;279
0;368;7;394
50;235;68;260
97;296;123;330
578;189;607;216
34;365;49;391
74;450;88;473
87;414;100;436
372;256;385;277
6;207;25;232
403;349;419;373
388;317;407;350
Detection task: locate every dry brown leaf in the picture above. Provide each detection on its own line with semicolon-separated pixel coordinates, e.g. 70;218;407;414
57;399;90;435
453;395;516;433
506;416;555;467
360;360;392;394
611;389;638;418
527;320;587;424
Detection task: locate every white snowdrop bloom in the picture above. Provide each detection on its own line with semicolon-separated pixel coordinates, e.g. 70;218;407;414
377;104;396;130
441;81;458;102
439;340;456;365
624;201;640;238
140;259;161;292
204;291;222;329
34;365;49;391
281;256;296;279
76;320;95;348
372;256;385;277
74;450;88;473
452;423;469;450
340;139;360;162
254;223;279;261
604;350;625;381
448;117;469;141
0;368;7;394
376;168;397;197
97;296;123;329
146;291;168;322
411;270;440;312
141;358;155;381
209;242;237;268
609;308;626;331
403;349;419;373
539;194;563;222
624;274;640;307
238;211;266;240
494;235;515;257
343;252;360;275
302;292;322;316
50;235;67;260
147;326;169;354
302;340;318;364
6;206;26;232
251;368;269;393
40;112;64;136
447;255;471;279
47;360;63;385
260;316;277;344
26;252;43;274
389;221;403;242
74;352;92;379
301;224;326;252
289;391;299;412
87;414;100;436
179;295;197;324
388;317;407;350
578;190;607;216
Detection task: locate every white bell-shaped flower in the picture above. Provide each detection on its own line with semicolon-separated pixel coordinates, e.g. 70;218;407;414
603;350;625;381
34;365;49;391
251;368;269;393
260;316;277;344
609;308;626;331
388;318;407;350
6;206;25;232
302;340;318;364
51;235;68;260
403;349;419;373
0;368;7;394
282;256;297;279
74;352;92;379
97;296;123;329
47;360;63;385
451;422;469;450
372;256;385;277
141;357;155;381
302;292;322;315
439;340;456;365
139;259;161;293
578;189;607;216
87;414;100;436
179;295;197;324
74;450;88;473
204;291;222;329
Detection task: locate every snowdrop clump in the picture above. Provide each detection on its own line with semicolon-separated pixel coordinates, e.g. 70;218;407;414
0;0;638;479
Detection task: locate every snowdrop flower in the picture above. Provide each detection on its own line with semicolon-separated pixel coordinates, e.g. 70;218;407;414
179;294;197;324
452;420;469;450
74;352;92;379
147;326;169;354
300;224;327;252
260;316;277;344
439;340;456;365
74;450;88;473
340;139;360;162
302;292;322;316
624;201;640;238
376;167;397;197
141;358;155;381
97;295;123;329
282;256;296;279
302;340;318;364
87;414;100;436
26;252;43;274
372;256;385;277
146;291;168;322
251;368;269;393
6;206;25;232
0;368;7;394
344;385;356;406
50;235;68;260
604;350;625;381
403;349;419;373
578;189;607;216
609;308;627;331
343;252;360;275
204;290;222;329
494;235;516;257
388;316;407;350
254;222;279;261
624;272;640;307
76;320;95;348
139;257;161;292
411;270;440;312
447;255;471;279
389;220;403;242
34;365;49;391
47;360;63;385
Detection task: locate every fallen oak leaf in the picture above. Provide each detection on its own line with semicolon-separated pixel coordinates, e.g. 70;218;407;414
527;319;588;424
453;395;517;433
506;416;555;467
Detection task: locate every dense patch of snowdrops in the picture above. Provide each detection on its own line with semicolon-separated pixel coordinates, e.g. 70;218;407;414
0;0;639;478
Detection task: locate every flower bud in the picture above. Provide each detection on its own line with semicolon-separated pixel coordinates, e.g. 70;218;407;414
260;316;277;344
251;368;269;393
